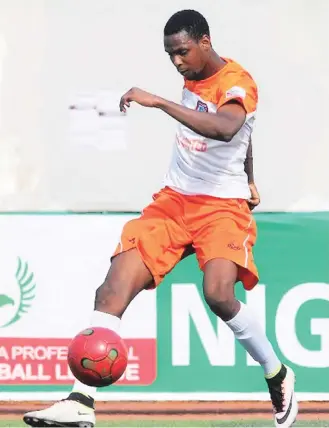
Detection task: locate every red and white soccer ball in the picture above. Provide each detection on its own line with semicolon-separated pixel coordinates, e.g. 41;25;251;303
67;327;128;387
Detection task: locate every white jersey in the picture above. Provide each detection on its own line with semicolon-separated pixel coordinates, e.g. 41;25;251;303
163;58;258;199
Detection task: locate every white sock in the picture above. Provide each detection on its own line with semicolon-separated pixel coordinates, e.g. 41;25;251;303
71;311;121;398
226;301;281;378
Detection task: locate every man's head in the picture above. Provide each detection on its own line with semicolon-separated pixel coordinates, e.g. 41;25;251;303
164;10;212;80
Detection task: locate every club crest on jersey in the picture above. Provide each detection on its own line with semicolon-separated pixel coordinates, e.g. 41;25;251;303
196;100;208;112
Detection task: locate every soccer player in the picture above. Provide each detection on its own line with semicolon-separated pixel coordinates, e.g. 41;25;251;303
24;10;297;428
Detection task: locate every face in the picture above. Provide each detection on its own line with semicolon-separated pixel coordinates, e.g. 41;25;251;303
164;31;211;81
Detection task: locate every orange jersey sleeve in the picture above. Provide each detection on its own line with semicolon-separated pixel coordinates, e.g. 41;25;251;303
217;70;258;114
184;58;258;115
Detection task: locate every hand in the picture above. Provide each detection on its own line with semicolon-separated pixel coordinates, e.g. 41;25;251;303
248;182;260;211
119;87;159;112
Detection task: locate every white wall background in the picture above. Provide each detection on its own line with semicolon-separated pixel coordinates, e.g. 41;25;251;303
0;0;328;212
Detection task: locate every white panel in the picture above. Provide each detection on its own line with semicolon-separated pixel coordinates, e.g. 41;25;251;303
0;0;328;211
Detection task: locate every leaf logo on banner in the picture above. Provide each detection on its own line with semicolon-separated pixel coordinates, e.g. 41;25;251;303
0;294;14;307
0;257;36;328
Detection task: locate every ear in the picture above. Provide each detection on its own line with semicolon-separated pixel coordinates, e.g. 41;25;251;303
199;34;211;51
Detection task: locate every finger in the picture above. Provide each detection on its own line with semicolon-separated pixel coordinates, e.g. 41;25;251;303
247;199;256;210
120;98;128;113
119;97;125;112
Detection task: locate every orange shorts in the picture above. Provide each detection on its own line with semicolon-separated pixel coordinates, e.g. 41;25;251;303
112;187;259;290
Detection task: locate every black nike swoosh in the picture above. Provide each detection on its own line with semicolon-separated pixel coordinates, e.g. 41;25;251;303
276;393;293;424
78;412;91;416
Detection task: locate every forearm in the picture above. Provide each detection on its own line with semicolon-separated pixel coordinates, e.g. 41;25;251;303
244;138;254;183
155;97;239;142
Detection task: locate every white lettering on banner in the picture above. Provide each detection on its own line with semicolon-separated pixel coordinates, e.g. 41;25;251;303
276;283;329;368
246;285;266;366
120;363;140;381
0;347;9;360
118;346;140;381
127;346;139;361
172;284;235;366
11;346;68;361
0;338;156;385
55;364;75;381
0;363;51;381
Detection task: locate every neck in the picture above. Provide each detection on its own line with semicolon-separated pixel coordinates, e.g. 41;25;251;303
197;52;226;80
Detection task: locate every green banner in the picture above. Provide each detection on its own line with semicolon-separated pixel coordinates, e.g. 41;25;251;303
155;212;329;393
1;212;328;395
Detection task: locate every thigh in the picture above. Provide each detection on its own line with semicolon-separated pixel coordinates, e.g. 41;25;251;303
192;199;259;290
112;189;191;287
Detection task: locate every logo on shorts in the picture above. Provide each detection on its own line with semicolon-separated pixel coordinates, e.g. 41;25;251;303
0;258;36;328
227;241;241;251
128;237;136;245
196;100;208;112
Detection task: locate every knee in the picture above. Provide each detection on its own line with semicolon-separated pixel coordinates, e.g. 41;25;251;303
203;278;238;321
94;249;153;317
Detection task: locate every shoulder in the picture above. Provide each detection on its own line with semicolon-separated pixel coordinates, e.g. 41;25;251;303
219;58;258;90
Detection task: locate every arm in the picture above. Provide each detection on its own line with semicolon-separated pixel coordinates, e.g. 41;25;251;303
119;87;246;142
245;137;260;210
244;137;254;183
154;98;246;142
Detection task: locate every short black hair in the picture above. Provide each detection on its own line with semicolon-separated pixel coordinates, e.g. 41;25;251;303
164;10;210;41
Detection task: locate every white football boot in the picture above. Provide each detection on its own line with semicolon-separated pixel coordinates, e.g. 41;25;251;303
266;364;298;427
23;394;95;427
